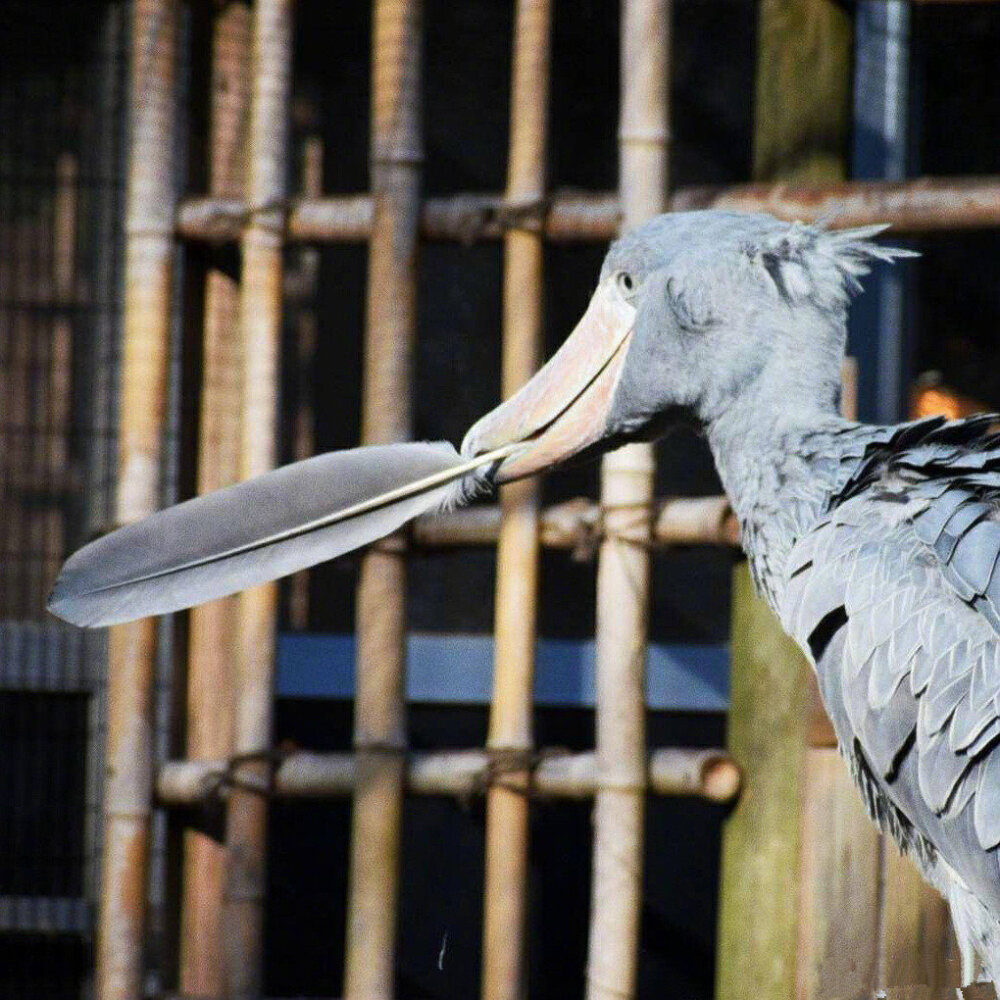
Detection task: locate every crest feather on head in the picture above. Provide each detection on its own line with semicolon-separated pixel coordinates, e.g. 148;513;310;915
751;217;918;309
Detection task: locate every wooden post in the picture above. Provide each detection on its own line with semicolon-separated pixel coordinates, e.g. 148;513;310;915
98;1;179;997
220;1;292;997
718;5;851;998
180;3;251;996
584;2;669;999
481;3;551;1000
716;4;957;998
343;1;421;998
718;567;814;1000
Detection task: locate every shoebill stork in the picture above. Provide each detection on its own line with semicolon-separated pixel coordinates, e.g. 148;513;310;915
50;210;1000;983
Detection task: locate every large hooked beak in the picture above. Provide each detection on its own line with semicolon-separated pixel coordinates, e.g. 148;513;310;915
461;276;637;482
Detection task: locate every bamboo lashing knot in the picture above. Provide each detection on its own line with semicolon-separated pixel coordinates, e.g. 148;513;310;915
439;193;550;244
203;746;289;799
467;747;571;801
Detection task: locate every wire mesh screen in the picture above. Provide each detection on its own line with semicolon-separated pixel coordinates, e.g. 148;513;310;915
0;2;127;996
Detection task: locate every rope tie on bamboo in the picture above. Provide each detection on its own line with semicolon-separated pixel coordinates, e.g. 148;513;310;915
177;198;288;239
204;746;289;799
463;747;571;804
443;195;550;243
560;502;654;562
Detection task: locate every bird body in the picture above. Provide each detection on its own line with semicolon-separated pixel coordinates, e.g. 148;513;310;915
49;209;1000;982
765;414;1000;982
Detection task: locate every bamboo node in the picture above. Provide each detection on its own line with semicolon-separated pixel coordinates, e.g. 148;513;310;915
371;150;424;168
352;741;407;755
617;126;673;146
370;531;407;554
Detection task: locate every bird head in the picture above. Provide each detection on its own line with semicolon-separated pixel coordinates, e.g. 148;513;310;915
463;210;915;481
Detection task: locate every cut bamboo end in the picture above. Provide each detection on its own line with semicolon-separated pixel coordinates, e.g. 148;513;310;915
698;752;744;804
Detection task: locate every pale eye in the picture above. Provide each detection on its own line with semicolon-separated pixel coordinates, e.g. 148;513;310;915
615;270;636;297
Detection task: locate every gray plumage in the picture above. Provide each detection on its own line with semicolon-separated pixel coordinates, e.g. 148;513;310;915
49;441;500;627
48;209;1000;982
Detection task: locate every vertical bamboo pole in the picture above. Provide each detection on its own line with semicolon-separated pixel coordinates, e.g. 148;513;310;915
221;1;292;997
98;1;179;997
343;2;421;998
481;4;551;1000
180;3;251;996
585;3;669;999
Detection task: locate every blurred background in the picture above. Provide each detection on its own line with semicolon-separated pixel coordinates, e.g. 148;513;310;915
1;1;999;998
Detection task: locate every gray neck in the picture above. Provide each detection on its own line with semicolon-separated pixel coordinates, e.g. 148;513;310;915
705;371;849;609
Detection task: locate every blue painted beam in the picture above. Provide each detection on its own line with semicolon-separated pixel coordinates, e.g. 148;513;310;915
849;0;914;423
276;633;729;712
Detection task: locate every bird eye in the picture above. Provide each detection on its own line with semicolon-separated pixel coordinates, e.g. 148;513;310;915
615;270;635;296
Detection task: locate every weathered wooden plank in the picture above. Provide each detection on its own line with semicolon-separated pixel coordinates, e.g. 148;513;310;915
878;845;962;991
717;565;813;1000
796;749;881;1000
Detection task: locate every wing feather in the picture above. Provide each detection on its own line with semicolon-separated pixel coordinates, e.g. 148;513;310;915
48;441;504;627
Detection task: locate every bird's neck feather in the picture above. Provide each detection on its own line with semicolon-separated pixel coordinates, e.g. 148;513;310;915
705;328;849;608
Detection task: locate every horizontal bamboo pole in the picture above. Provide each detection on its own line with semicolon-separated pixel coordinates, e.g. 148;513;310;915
157;748;741;804
176;175;1000;243
413;495;739;549
673;176;1000;232
154;986;999;1000
177;190;618;242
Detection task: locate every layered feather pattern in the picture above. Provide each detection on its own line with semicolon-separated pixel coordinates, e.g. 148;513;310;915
777;416;1000;948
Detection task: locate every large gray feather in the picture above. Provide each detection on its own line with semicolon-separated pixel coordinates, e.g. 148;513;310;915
48;441;501;628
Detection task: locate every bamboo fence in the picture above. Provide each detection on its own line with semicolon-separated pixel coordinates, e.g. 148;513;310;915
96;1;1000;998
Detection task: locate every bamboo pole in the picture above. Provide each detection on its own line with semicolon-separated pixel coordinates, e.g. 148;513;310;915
176;174;1000;246
157;748;742;804
180;4;251;996
343;2;421;998
98;1;179;998
481;4;551;998
413;495;739;550
220;2;292;997
585;3;669;999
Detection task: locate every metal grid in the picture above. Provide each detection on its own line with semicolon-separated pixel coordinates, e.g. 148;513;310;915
0;2;128;998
